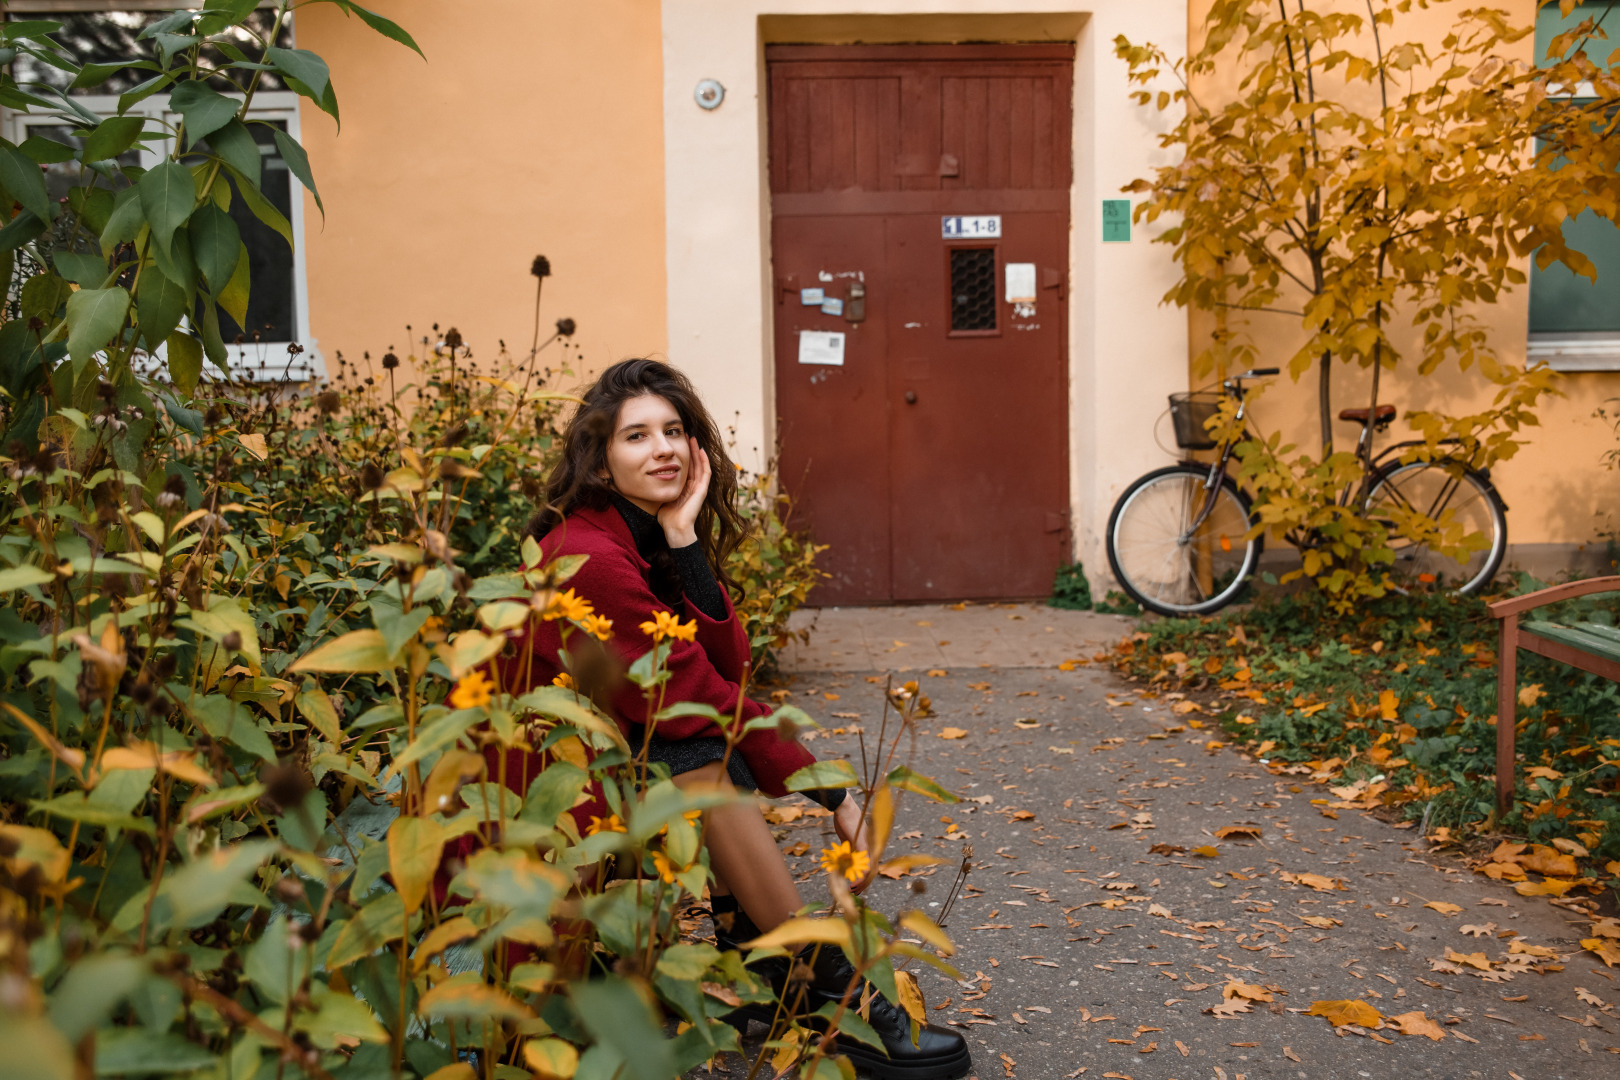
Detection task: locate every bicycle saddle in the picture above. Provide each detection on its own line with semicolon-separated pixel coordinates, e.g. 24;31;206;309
1338;404;1396;425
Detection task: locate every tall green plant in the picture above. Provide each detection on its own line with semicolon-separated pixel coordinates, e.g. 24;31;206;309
1117;0;1620;605
0;0;420;442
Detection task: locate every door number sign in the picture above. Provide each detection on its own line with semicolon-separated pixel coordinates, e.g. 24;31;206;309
941;215;1001;239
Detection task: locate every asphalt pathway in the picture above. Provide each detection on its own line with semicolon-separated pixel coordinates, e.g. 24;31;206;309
706;648;1618;1080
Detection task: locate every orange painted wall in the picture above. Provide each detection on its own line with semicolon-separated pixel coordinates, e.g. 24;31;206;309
292;0;668;385
1179;0;1620;556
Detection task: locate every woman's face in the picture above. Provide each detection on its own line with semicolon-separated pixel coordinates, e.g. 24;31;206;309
603;393;690;514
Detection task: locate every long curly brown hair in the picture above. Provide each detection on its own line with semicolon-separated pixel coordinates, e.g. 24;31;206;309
528;358;747;595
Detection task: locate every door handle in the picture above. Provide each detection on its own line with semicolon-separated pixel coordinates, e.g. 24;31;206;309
904;391;918;404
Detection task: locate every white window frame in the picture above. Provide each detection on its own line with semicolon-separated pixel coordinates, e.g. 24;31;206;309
3;92;322;382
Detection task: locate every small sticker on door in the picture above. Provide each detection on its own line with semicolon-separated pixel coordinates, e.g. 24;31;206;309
1005;262;1036;303
820;297;845;316
798;330;845;366
800;287;826;305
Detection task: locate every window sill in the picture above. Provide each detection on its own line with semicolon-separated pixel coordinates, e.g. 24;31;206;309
1528;333;1620;372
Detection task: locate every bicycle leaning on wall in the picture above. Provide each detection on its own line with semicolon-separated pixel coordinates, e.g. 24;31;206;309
1104;369;1509;617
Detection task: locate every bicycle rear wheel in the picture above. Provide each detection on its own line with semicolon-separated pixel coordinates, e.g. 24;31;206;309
1364;459;1506;594
1106;465;1261;617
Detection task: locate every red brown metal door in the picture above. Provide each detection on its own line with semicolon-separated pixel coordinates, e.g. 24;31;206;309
769;45;1072;604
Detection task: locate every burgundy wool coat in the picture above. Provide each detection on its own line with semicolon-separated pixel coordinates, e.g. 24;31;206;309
479;503;817;814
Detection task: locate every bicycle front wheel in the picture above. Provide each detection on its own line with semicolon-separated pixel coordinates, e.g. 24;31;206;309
1364;460;1507;595
1106;465;1261;617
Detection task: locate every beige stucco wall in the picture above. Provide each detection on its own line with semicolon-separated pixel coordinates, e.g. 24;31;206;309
294;0;669;385
1183;0;1620;562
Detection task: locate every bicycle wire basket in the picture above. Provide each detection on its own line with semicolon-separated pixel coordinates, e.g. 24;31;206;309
1168;391;1222;451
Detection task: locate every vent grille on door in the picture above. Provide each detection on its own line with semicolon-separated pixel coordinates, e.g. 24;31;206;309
950;248;997;331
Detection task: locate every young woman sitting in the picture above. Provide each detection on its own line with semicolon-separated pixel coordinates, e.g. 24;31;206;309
489;358;969;1079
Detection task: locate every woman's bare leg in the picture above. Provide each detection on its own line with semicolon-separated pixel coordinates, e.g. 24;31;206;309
673;763;802;932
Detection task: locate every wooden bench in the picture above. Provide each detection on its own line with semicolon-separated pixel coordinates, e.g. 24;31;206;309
1489;576;1620;816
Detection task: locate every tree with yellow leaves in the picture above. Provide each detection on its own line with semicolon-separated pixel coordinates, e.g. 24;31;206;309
1117;0;1619;602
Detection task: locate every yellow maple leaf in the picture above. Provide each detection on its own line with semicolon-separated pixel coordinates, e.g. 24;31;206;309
1223;980;1273;1002
1582;938;1620;967
1192;845;1220;857
1424;901;1463;916
1517;683;1546;707
937;727;969;740
1444;949;1494;971
1514;878;1581;897
1306;999;1383;1029
1386;1010;1447;1041
1378;689;1399;721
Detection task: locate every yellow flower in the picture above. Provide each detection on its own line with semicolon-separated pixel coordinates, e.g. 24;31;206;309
651;850;682;884
552;671;576;690
819;841;870;884
638;609;697;643
586;814;625;836
581;613;614;641
544;588;593;622
449;669;494;709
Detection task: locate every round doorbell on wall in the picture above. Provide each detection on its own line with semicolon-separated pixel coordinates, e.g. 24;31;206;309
694;78;725;110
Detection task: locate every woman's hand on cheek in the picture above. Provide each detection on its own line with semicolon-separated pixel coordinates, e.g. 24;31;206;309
658;437;710;548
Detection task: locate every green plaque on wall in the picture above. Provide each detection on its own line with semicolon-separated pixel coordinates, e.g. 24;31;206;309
1102;199;1132;243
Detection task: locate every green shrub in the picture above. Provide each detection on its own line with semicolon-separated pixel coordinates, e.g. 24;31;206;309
1049;562;1092;611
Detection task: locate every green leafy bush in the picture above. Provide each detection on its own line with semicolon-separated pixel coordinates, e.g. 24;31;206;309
0;7;950;1078
1048;563;1092;611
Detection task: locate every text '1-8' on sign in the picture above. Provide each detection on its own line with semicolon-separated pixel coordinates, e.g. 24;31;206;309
941;215;1002;239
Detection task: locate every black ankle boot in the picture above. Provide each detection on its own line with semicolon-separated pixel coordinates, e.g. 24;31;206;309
710;897;789;1029
801;947;971;1080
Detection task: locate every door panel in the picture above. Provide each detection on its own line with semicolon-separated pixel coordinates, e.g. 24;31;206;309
885;212;1069;601
772;216;891;605
768;44;1073;604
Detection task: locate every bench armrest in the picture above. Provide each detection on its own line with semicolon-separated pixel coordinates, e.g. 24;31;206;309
1487;575;1620;619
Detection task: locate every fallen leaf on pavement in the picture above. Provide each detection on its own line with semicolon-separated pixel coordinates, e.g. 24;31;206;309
1459;923;1496;938
1305;1000;1383;1029
938;728;969;740
1205;1000;1253;1017
1386;1011;1447;1041
1175;1040;1190;1057
1214;825;1262;840
1445;949;1494;971
1282;1047;1301;1062
1508;941;1561;960
1424;902;1463;916
1516;878;1587;897
1149;843;1186;855
1300;916;1341;929
1224;981;1273;1003
1282;871;1345;892
1582;938;1620;967
1193;845;1220;857
1576;988;1607;1008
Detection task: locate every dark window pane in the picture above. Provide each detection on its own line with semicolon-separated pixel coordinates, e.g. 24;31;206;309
9;9;293;95
950;247;997;331
217;118;295;343
1529;209;1620;333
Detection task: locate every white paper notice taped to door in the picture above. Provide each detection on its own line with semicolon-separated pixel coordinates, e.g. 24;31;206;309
1005;262;1036;302
798;330;845;366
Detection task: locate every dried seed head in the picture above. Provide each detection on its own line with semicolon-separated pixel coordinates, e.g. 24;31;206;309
221;630;242;651
531;255;551;278
96;380;115;402
555;317;576;337
204;406;223;428
911;879;927;894
360;462;384;490
381;352;399;370
315;390;341;414
259;763;313;814
440;421;468;448
443;327;463;350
